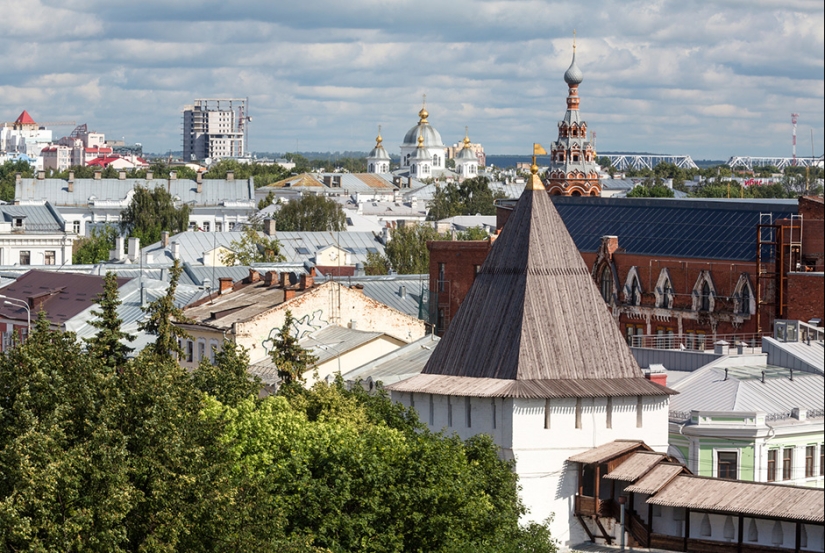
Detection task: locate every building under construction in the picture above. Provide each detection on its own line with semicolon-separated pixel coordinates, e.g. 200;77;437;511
182;98;249;161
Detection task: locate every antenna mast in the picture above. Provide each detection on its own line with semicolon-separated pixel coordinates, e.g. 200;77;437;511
791;113;799;166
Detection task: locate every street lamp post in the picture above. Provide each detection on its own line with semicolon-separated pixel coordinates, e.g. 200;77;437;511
0;295;32;340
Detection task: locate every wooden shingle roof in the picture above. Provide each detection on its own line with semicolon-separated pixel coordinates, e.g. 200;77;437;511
390;175;672;398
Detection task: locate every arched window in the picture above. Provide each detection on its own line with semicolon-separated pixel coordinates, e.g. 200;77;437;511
661;279;672;308
630;278;639;306
740;284;750;314
368;163;374;172
599;265;613;303
433;154;438;165
701;281;711;311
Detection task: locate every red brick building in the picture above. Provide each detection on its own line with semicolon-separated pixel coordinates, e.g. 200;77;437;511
429;196;823;345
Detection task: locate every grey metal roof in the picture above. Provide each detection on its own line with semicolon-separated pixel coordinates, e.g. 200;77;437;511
301;325;385;364
669;364;824;416
0;204;64;231
15;177;254;207
316;274;425;318
762;336;824;375
143;232;245;265
343;334;440;386
403;122;444;147
564;50;584;85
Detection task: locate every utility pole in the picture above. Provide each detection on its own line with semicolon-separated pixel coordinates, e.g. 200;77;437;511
791;113;799;166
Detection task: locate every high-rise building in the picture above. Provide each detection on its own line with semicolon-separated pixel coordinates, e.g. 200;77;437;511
182;98;248;161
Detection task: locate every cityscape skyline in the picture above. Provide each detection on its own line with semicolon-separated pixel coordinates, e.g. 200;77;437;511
1;0;823;160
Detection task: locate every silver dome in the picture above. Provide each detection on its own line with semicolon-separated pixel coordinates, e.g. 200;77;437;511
564;51;583;86
368;145;390;160
403;123;444;147
456;146;477;161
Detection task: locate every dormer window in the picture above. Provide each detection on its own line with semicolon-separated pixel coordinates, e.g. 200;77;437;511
13;217;24;228
700;281;711;311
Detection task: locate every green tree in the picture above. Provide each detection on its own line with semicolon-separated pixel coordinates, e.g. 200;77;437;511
258;190;276;210
138;259;192;361
85;272;135;369
73;225;119;264
222;225;286;265
427;177;505;221
0;160;34;202
275;194;346;232
193;340;262;407
120;185;191;245
385;223;448;274
456;226;490;240
627;180;675;198
364;250;391;275
265;311;317;386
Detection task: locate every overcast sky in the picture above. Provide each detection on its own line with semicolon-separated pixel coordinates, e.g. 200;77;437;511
1;0;822;159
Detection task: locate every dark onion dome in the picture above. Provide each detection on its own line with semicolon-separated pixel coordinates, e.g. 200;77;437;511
564;50;583;86
402;107;444;147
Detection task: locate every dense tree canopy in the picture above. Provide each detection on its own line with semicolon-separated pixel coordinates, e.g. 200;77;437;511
427;177;506;221
72;225;119;264
275;194;347;232
120;185;191;245
0;274;557;551
221;225;285;266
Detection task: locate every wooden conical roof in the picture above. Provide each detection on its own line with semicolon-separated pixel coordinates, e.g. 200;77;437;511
389;177;671;398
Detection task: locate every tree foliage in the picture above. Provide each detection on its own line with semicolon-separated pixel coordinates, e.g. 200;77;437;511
383;223;449;275
85;271;135;369
456;225;490;240
626;180;675;198
73;225;119;264
221;225;286;266
427;177;506;221
138;259;192;361
120;185;191;245
0;159;34;203
265;311;318;386
275;194;346;232
192;340;262;407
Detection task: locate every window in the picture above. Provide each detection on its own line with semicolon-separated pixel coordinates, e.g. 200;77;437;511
438;263;446;292
447;396;453;427
806;446;815;478
717;451;738;480
465;397;471;428
599;265;612;303
629;277;639;306
197;341;205;363
661;279;672;308
700;281;711;311
19;251;30;265
215;222;222;232
626;325;635;345
203;222;210;232
821;444;824;477
740;283;751;315
44;251;56;265
429;394;434;425
575;398;582;429
186;340;194;363
73;220;81;234
782;448;793;481
491;399;497;429
767;449;777;482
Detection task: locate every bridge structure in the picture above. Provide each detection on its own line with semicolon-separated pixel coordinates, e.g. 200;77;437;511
602;154;698;171
727;156;823;170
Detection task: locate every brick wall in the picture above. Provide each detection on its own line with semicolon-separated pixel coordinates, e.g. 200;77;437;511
428;240;492;335
786;272;824;323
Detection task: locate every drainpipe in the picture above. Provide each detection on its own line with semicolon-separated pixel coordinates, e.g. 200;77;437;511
618;495;627;550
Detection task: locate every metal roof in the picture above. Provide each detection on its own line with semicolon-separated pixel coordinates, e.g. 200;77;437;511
762;335;824;375
343;334;440;386
669;364;824;416
646;475;824;523
316;274;425;318
301;325;386;364
551;196;798;261
15;177;254;207
0;204;64;232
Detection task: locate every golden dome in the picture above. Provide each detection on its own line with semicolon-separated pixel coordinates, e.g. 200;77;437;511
417;134;424;147
418;107;429;123
376;134;383;145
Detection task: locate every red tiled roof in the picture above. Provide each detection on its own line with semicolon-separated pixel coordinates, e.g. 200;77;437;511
86;156;121;167
15;110;37;125
85;147;113;153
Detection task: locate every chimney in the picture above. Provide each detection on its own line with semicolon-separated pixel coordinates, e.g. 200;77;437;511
602;235;619;256
351;283;365;293
15;173;21;184
161;231;170;248
218;277;233;294
248;268;261;284
644;363;667;387
118;171;126;180
127;237;140;261
263;218;276;236
94;171;102;180
146;171;153;180
111;236;125;261
171;241;180;260
197;180;202;194
264;271;278;287
196;172;203;184
169;171;177;180
714;340;730;355
791;407;806;421
399;285;407;299
284;288;296;300
226;171;234;181
37;170;45;180
299;273;314;290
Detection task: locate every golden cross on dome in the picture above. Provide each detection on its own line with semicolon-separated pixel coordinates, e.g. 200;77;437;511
573;29;577;50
